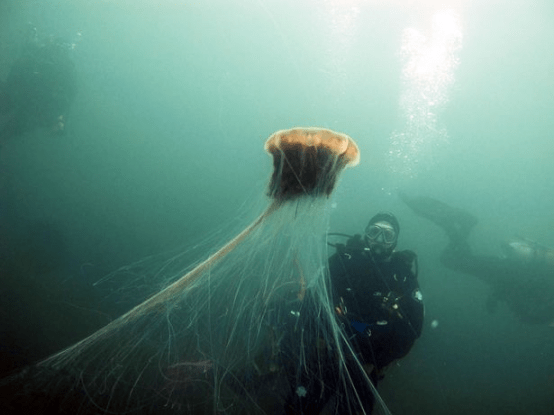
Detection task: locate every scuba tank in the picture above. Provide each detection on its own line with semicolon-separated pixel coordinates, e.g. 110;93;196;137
501;237;554;269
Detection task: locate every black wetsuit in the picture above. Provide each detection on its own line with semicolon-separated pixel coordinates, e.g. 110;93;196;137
0;40;76;141
441;243;554;325
327;234;424;413
400;193;554;325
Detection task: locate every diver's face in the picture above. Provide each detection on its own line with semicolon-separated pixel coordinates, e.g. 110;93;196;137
365;221;397;257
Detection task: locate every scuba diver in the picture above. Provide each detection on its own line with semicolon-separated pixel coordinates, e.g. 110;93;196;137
322;212;425;414
400;193;554;326
0;27;77;143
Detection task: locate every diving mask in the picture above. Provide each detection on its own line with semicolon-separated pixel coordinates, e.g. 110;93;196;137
365;221;397;245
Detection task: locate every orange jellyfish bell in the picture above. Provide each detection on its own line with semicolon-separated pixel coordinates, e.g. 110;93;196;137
264;127;360;202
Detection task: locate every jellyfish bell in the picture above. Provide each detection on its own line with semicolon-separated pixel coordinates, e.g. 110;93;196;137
0;127;387;415
265;127;359;201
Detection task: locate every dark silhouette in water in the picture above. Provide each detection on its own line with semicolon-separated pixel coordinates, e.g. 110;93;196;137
401;193;554;326
0;27;76;142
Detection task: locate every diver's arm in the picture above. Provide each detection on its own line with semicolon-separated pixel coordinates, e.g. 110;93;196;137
362;249;424;369
395;252;424;343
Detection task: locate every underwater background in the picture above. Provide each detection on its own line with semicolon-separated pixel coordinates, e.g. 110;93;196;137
1;0;553;414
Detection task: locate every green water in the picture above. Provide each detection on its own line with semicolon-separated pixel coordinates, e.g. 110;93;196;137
1;1;553;413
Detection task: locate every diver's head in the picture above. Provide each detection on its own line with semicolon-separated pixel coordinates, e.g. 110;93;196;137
364;212;399;259
501;238;534;262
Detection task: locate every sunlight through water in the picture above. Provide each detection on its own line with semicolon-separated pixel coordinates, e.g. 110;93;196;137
388;9;462;178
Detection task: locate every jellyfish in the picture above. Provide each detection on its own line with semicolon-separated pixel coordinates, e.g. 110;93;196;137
0;127;388;414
